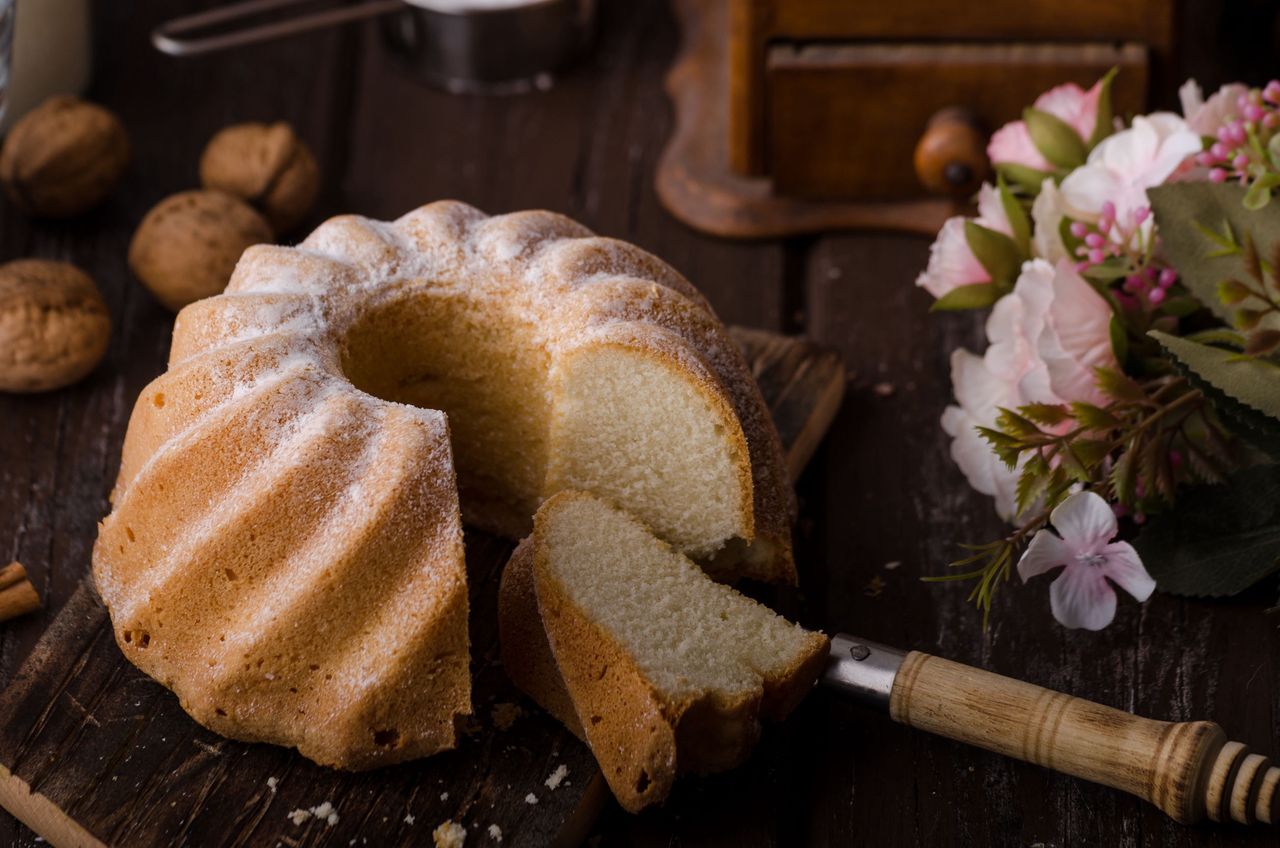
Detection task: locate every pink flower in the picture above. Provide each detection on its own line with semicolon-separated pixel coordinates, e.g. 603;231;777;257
1016;260;1116;406
988;122;1053;172
1036;81;1106;141
916;218;991;299
1018;491;1155;630
1059;113;1202;229
988;80;1105;171
942;260;1117;519
915;184;1012;299
1179;79;1248;136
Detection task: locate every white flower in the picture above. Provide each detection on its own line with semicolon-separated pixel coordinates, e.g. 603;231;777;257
1030;178;1069;264
1179;79;1248;136
1018;491;1156;630
1059;113;1202;227
942;260;1117;520
975;183;1014;237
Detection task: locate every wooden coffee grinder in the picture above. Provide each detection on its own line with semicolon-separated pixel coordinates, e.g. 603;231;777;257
656;0;1172;237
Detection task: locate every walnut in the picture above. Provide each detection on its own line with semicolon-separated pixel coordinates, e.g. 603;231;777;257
199;122;319;235
128;190;273;312
0;259;111;393
0;96;130;218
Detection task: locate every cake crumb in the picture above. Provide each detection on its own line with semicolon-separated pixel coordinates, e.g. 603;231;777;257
864;576;886;598
406;813;416;825
440;791;449;801
524;793;538;805
544;764;568;791
487;824;503;842
873;381;896;398
491;701;523;730
883;561;901;570
267;777;278;791
289;801;339;827
433;820;467;848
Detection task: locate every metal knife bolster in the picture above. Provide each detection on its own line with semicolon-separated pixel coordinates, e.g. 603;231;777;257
820;634;907;710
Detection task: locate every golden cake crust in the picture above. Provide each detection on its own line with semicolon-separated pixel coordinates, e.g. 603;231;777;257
499;491;827;812
93;201;796;770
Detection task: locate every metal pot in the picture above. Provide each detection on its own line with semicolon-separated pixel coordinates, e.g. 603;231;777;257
153;0;597;95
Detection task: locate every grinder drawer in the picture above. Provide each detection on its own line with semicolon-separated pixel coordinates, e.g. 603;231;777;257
765;42;1148;200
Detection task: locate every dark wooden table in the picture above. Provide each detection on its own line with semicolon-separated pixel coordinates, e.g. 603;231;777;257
2;2;1276;845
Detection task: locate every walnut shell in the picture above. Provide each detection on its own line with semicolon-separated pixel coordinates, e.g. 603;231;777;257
0;96;130;218
128;190;273;312
0;259;111;393
199;122;319;235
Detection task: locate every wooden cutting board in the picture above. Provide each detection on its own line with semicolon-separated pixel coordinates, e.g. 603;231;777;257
0;328;845;848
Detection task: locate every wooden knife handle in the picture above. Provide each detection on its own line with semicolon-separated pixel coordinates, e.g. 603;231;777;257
888;651;1277;825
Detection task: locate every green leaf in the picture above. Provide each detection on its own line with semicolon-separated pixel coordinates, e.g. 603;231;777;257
995;407;1040;438
977;426;1021;468
1186;327;1247;348
1218;278;1253;305
997;174;1032;255
1020;402;1071;427
1082;256;1132;283
1134;465;1280;597
930;282;1003;312
1070;402;1121;430
1094;366;1147;403
1086;67;1118;149
1016;452;1051;515
964;221;1021;288
1109;314;1128;365
1269;133;1280;171
1243;172;1280;211
995;162;1054;196
1150;330;1280;457
1158;295;1204;318
1071;437;1112;469
1110;444;1138;505
1024;107;1087;169
1148;183;1280;328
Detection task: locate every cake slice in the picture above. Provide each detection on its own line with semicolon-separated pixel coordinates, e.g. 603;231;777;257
499;491;828;812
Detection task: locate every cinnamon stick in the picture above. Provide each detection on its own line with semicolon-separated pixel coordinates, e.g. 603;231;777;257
0;561;41;621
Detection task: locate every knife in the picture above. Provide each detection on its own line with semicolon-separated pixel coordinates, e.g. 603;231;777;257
823;634;1276;826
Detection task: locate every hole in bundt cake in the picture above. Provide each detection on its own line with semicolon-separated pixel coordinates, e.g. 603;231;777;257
340;291;554;533
125;527;135;542
123;629;151;648
124;630;152;650
224;568;238;582
373;729;401;748
338;288;748;554
590;715;602;726
636;770;651;793
215;707;227;717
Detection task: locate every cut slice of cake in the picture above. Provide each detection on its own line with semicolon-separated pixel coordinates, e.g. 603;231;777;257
499;491;828;812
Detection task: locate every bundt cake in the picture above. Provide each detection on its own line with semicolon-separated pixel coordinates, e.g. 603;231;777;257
92;201;796;770
499;491;828;812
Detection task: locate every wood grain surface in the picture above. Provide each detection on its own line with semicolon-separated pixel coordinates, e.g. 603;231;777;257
3;0;1279;846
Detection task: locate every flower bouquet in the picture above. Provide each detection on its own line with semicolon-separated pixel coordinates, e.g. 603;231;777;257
919;72;1280;630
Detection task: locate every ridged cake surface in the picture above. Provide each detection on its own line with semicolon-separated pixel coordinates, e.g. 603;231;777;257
93;201;795;769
